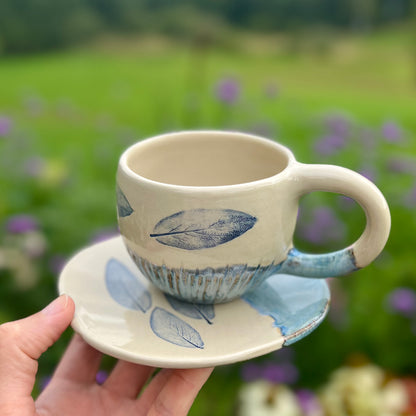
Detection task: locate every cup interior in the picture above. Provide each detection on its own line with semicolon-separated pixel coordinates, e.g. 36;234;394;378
125;131;290;187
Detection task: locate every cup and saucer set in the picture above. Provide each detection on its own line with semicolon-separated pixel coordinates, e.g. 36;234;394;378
59;131;390;368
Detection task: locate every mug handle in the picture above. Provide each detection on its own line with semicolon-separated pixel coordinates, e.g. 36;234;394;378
279;163;391;277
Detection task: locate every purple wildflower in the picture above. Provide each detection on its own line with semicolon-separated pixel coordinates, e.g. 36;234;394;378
387;288;416;317
241;362;263;382
296;389;323;415
215;78;240;104
386;157;416;174
6;215;38;234
314;135;346;156
325;115;350;138
358;168;377;183
298;207;346;245
0;116;12;136
262;362;299;385
96;370;109;385
382;120;403;143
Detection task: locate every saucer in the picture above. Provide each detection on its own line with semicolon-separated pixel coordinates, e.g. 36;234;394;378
58;236;330;368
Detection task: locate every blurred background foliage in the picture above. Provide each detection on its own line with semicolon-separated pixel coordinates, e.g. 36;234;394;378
0;0;416;415
0;0;414;54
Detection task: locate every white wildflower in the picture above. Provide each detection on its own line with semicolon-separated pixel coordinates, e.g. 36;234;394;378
320;365;408;416
238;381;302;416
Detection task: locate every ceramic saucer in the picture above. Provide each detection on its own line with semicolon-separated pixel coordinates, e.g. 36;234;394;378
58;236;330;368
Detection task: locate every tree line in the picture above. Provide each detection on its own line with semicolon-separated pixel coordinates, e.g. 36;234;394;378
0;0;413;54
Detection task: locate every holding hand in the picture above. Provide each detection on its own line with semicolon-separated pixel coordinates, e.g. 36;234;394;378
0;295;213;416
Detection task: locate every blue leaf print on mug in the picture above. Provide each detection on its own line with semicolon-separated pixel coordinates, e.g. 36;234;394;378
150;307;204;349
150;208;257;250
164;294;215;324
105;258;151;312
116;185;134;217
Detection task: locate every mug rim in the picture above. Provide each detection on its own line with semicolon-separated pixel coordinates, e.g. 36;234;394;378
118;130;297;192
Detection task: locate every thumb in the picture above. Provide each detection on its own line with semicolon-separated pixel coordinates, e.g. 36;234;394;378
0;295;75;403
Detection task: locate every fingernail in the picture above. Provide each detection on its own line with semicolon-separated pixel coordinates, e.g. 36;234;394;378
42;295;69;316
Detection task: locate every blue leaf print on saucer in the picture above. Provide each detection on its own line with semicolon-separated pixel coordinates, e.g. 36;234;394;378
150;307;204;349
150;208;257;250
116;185;134;217
164;294;215;324
105;258;151;312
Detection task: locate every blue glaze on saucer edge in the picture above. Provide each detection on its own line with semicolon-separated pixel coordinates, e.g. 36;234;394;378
241;274;330;346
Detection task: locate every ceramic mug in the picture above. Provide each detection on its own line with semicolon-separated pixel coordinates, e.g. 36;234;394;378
116;130;390;304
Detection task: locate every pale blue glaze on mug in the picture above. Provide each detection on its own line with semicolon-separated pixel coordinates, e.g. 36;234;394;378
278;247;359;278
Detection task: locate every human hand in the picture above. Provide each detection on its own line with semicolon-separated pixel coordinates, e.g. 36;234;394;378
0;295;213;416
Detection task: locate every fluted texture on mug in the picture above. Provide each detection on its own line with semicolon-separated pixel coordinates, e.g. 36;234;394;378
127;248;279;304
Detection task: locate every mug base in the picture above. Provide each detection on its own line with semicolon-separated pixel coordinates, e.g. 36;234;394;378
127;248;279;304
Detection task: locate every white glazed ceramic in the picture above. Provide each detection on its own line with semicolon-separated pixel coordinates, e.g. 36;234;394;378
117;130;390;303
58;236;330;368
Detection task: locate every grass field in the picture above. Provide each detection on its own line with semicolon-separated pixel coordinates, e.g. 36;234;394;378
1;29;415;159
1;27;415;414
